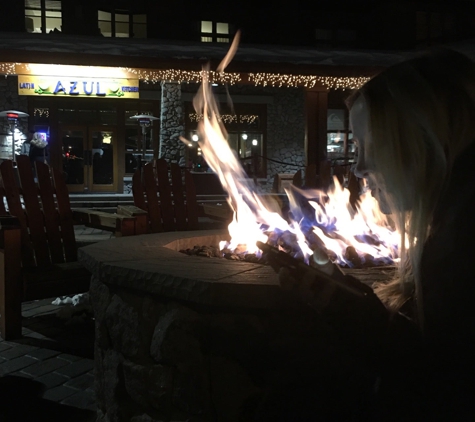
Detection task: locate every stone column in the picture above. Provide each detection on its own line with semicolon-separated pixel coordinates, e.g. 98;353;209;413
159;82;185;163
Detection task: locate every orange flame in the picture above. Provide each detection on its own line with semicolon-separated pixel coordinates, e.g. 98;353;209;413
185;34;400;266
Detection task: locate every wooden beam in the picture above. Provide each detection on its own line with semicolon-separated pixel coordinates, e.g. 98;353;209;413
72;209;136;237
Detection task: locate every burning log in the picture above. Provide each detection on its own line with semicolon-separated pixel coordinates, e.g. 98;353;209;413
180;244;266;264
345;246;362;268
180;238;390;270
179;245;221;258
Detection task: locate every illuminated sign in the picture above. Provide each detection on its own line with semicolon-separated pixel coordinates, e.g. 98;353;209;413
18;75;139;99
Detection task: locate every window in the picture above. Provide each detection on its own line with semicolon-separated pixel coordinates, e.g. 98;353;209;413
98;10;147;38
200;21;230;43
327;108;355;164
416;11;455;44
25;0;62;34
185;103;266;177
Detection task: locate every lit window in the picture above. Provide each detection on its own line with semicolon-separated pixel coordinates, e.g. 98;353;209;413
115;13;129;38
25;0;62;34
216;22;229;34
98;10;112;37
200;21;230;43
201;21;212;33
98;10;147;38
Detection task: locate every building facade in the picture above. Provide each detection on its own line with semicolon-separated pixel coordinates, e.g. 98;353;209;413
0;0;473;194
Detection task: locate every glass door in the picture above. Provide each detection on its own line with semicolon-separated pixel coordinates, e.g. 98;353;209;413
60;126;117;192
61;126;86;192
89;128;116;192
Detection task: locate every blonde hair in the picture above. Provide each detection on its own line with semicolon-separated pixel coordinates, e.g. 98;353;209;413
347;49;475;327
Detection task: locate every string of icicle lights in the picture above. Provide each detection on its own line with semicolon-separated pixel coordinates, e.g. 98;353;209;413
124;68;370;90
0;62;371;90
189;113;259;124
248;73;371;90
124;68;242;85
0;63;18;75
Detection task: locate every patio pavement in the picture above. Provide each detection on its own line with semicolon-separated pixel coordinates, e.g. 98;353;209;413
0;226;113;422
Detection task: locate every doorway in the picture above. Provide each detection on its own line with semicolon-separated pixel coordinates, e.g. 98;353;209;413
60;126;117;192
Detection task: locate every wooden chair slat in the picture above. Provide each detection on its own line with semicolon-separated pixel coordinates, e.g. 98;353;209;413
184;169;199;230
16;156;51;267
132;169;147;213
143;163;163;233
35;160;65;264
52;167;77;262
156;159;175;232
170;163;187;231
132;159;202;233
0;160;143;340
0;160;35;267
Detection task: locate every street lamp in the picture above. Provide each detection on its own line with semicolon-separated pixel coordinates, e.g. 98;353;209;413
129;114;159;169
0;110;29;162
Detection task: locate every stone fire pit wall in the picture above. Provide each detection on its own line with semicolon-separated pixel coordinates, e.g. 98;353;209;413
78;230;394;422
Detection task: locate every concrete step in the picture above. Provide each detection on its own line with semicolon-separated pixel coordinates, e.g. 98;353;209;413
68;194;134;210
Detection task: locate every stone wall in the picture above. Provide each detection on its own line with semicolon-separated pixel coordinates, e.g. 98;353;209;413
91;275;324;422
0;76;29;159
265;87;306;192
159;82;185;163
84;230;396;421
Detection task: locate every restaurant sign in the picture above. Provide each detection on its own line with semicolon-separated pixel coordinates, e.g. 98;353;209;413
17;75;139;99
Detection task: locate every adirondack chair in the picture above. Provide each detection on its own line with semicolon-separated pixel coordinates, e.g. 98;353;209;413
0;155;139;340
132;159;201;233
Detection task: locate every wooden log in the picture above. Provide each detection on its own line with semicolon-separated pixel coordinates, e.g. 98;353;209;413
72;209;136;236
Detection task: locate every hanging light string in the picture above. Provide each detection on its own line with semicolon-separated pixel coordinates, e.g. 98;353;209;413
0;62;371;90
248;73;371;90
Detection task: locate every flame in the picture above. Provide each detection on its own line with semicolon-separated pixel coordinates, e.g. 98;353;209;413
185;34;400;266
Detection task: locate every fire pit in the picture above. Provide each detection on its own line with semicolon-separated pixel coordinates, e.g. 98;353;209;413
78;230;395;422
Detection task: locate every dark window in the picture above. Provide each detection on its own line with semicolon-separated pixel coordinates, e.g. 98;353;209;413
98;10;147;38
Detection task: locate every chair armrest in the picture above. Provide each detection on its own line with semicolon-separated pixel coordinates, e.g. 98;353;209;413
117;205;148;235
72;209;137;237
